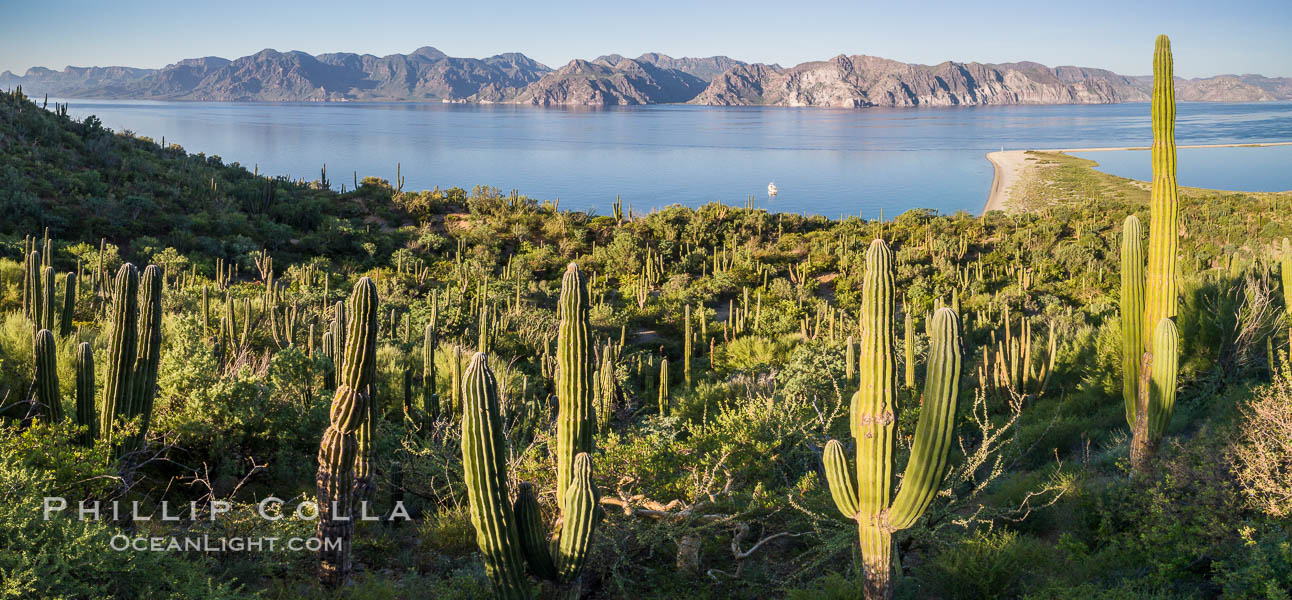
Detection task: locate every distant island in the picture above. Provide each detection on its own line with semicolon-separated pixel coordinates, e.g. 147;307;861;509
4;46;1291;107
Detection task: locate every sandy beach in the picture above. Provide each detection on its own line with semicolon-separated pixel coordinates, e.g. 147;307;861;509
982;141;1292;214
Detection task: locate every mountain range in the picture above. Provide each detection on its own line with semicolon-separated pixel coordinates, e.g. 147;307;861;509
4;47;1290;107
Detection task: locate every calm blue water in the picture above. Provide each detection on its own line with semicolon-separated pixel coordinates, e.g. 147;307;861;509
55;100;1292;216
1070;145;1292;192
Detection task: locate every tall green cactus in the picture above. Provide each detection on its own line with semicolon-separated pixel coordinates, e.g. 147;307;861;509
75;342;96;446
41;266;56;333
556;263;594;503
100;264;139;442
460;352;531;599
423;318;439;420
25;250;41;325
1120;215;1145;426
824;239;963;600
1280;237;1291;342
33;329;61;422
59;272;76;337
683;304;692;387
657;358;670;416
316;277;378;588
126;265;163;452
1122;35;1181;473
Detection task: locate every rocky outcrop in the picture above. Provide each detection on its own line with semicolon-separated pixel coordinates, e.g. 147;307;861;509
3;48;1289;106
513;58;706;106
691;55;1159;107
595;53;746;82
0;47;549;102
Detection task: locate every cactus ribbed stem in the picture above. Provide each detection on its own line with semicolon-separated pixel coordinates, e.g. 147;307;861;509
658;358;670;416
460;352;531;599
1120;215;1145;427
41;266;56;333
59;272;76;337
101;264;139;441
556;263;594;502
854;239;896;516
75;342;96;446
33;329;61;422
423;321;439;419
127;265;163;451
903;309;915;389
316;277;378;588
1143;35;1179;347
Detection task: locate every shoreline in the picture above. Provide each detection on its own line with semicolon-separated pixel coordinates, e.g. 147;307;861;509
982;141;1292;214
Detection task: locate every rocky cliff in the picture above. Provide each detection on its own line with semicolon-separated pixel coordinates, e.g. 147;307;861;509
690;55;1154;107
513;58;706;106
4;48;1289;107
1;47;550;102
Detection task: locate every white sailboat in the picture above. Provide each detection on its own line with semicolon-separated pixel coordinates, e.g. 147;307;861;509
767;181;778;197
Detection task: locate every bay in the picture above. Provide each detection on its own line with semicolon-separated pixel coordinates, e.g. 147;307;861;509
57;99;1292;216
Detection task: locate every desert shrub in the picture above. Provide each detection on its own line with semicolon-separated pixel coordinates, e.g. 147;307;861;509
1230;375;1292;518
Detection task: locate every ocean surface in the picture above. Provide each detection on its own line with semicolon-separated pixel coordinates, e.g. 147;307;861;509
56;99;1292;216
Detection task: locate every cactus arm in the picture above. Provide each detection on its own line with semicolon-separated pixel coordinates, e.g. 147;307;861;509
1147;318;1179;441
888;308;962;530
554;452;600;583
513;482;558;581
823;439;860;519
1120;215;1145;427
461;352;532;599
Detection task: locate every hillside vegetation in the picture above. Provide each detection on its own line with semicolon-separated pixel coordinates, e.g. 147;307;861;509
1;50;1290;600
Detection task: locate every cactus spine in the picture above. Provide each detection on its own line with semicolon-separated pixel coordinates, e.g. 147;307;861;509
75;342;96;446
824;239;963;600
316;277;378;587
33;329;61;422
1124;35;1181;472
460;352;531;599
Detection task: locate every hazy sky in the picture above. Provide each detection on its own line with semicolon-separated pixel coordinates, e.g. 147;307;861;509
3;0;1290;78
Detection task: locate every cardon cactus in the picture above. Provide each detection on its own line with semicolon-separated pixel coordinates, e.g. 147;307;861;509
1120;215;1145;426
423;320;439;419
1122;35;1181;473
59;271;76;337
41;265;56;333
556;263;594;503
126;265;163;452
824;239;963;600
316;277;378;587
33;328;61;422
460;352;531;599
1280;238;1291;340
75;342;96;446
100;264;139;442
